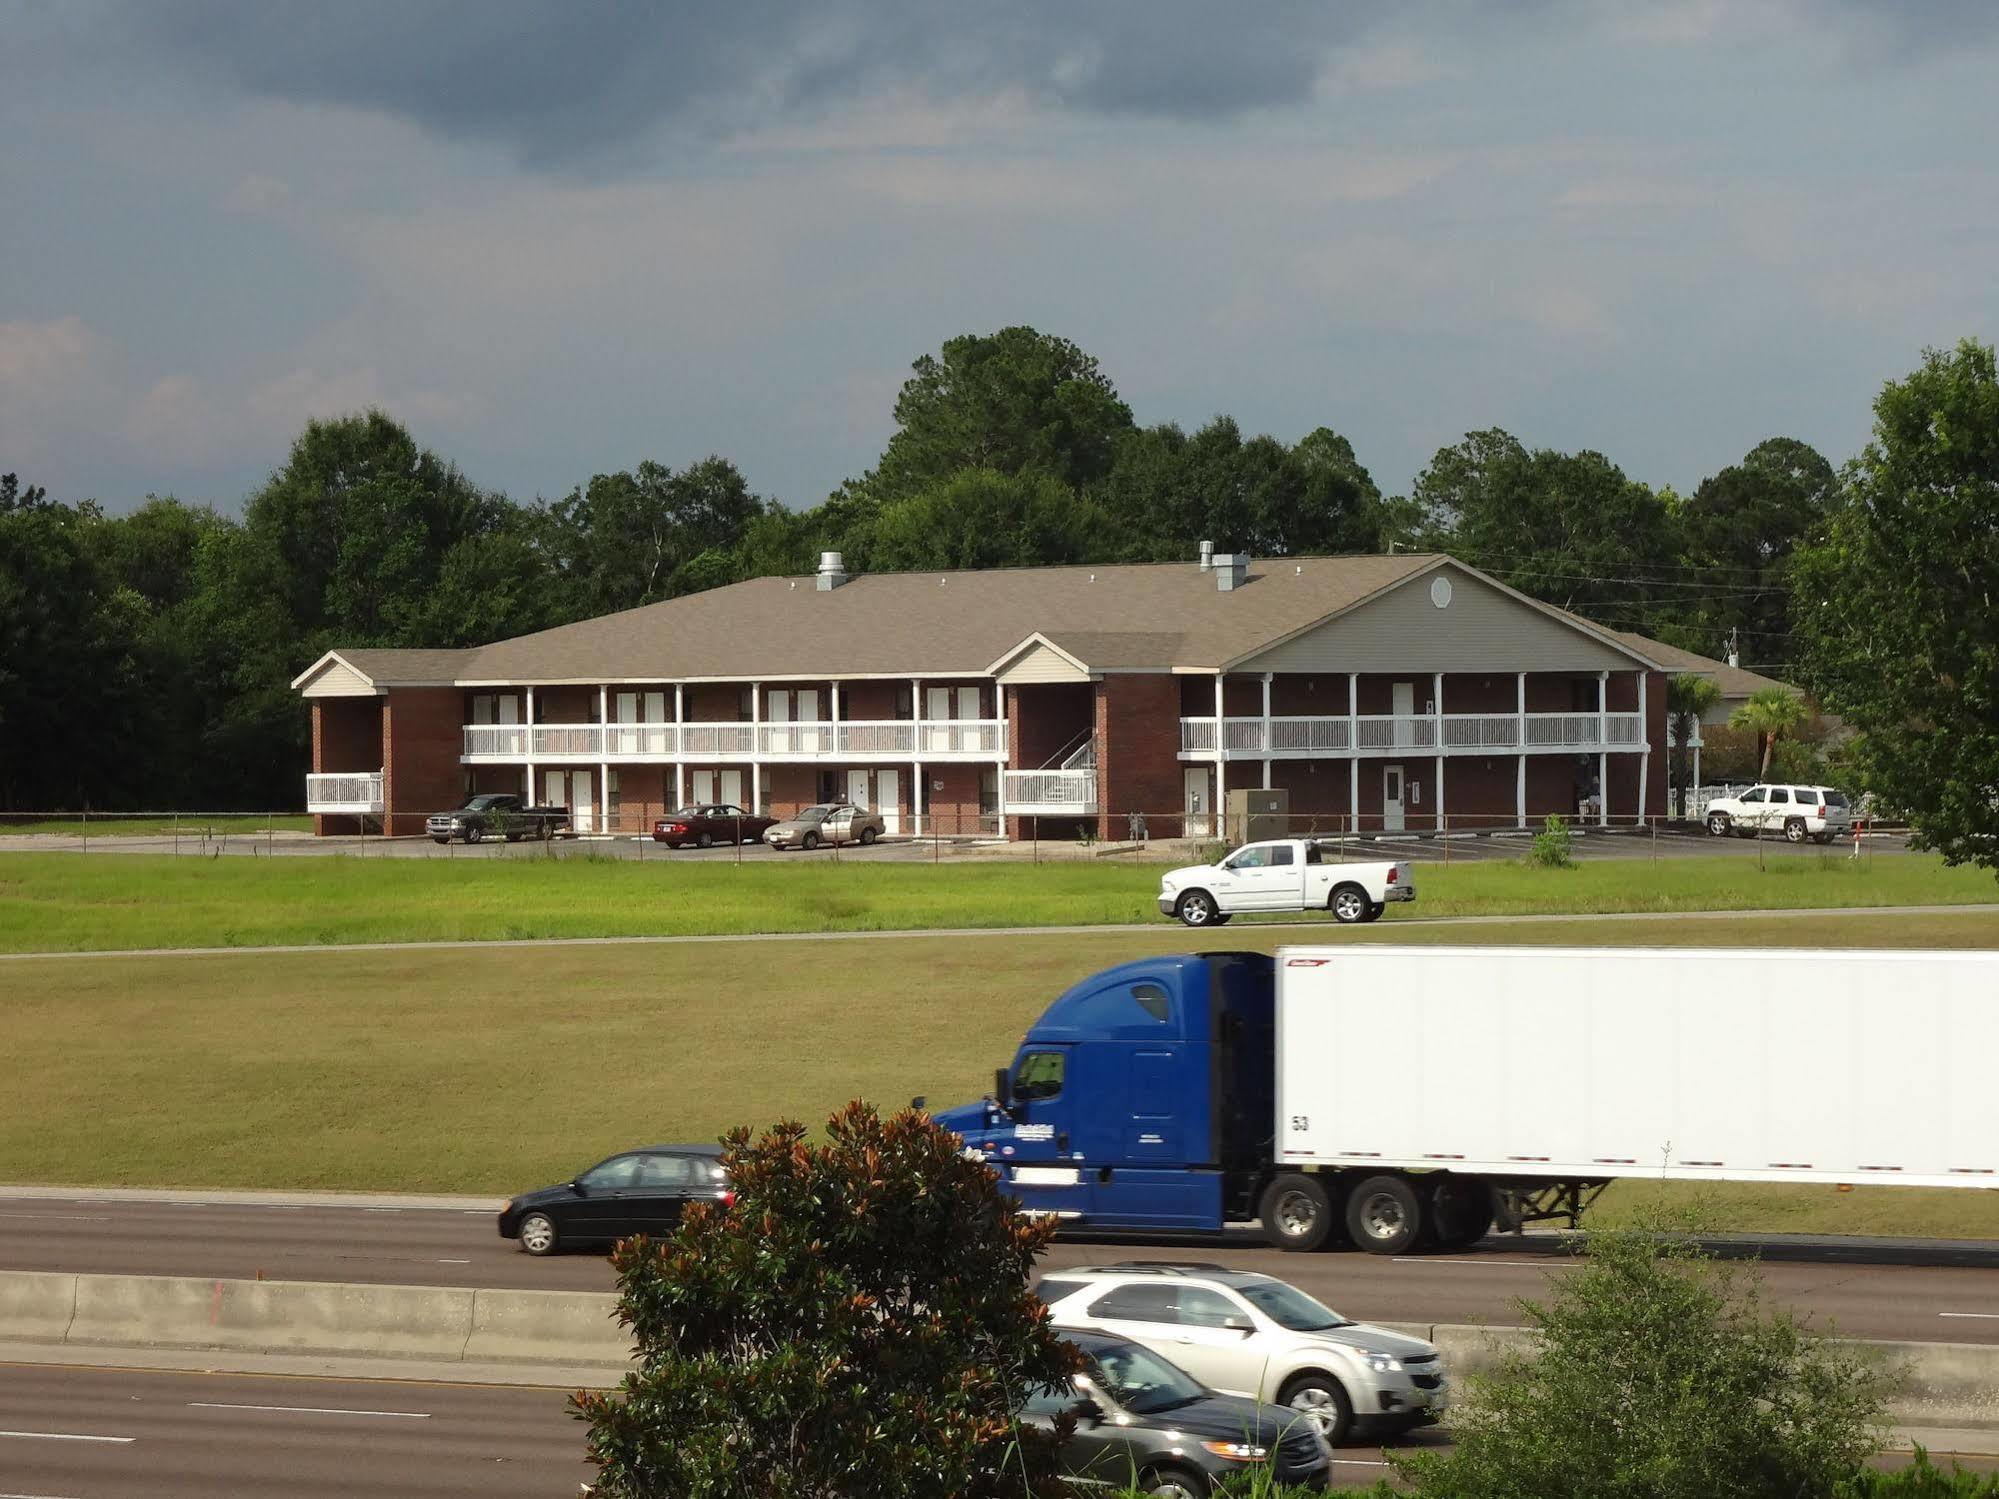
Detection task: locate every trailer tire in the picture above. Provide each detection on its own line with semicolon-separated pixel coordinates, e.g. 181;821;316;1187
1260;1174;1336;1252
1329;883;1369;924
1346;1174;1424;1255
1428;1178;1495;1250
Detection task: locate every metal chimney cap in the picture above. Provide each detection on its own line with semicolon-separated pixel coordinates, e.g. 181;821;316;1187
1198;540;1215;570
818;551;845;574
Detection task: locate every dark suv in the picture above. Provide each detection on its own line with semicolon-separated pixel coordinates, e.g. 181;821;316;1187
1020;1329;1332;1496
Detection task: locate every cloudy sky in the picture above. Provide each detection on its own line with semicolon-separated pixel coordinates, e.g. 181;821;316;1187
4;1;1995;514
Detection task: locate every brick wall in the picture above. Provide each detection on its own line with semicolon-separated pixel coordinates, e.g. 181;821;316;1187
1268;674;1352;715
1438;755;1517;830
763;765;819;819
1441;674;1519;713
383;687;470;836
919;763;989;835
1009;683;1094;771
840;681;903;720
1097;674;1185;838
534;686;596;722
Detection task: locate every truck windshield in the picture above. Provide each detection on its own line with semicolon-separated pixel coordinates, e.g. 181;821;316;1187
1238;1281;1350;1331
465;796;506;810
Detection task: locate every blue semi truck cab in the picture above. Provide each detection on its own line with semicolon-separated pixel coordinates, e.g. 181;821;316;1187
933;949;1513;1254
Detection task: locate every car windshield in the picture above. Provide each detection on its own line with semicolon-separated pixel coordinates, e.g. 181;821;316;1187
1087;1340;1204;1414
1238;1280;1351;1331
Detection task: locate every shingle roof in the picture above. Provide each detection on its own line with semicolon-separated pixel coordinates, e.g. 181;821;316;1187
291;647;473;689
453;554;1448;681
1596;628;1798;699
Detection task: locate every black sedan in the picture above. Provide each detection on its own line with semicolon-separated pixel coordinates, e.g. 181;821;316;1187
1020;1330;1332;1496
498;1144;730;1256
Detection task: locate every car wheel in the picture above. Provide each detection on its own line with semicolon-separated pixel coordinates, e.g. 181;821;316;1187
1175;889;1218;927
1141;1464;1210;1499
464;825;483;844
860;825;878;845
802;831;820;851
1279;1372;1355;1446
1785;817;1807;843
1260;1173;1336;1252
1329;883;1368;924
1707;812;1730;837
517;1212;557;1257
696;832;713;849
1346;1174;1424;1256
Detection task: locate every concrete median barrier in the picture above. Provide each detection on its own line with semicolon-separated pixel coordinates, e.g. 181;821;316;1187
0;1271;77;1342
66;1273;478;1361
1864;1340;1999;1428
465;1288;628;1365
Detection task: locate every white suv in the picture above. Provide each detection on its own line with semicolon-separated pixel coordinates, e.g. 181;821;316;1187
1040;1263;1445;1445
1703;784;1852;843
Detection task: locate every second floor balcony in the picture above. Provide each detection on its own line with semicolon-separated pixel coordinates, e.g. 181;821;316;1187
462;718;1008;764
1179;711;1647;758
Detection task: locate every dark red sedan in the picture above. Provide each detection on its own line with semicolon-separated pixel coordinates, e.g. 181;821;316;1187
651;804;777;848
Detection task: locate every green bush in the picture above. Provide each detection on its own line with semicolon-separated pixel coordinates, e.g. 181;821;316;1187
1528;814;1575;869
1394;1217;1889;1499
1834;1450;1999;1497
573;1101;1079;1498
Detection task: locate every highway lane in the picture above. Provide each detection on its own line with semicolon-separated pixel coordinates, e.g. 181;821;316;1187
5;1192;1998;1345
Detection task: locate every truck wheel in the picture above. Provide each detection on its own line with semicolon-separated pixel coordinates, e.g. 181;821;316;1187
1428;1178;1494;1250
1784;817;1807;843
1278;1372;1354;1446
464;825;482;844
1346;1174;1424;1255
1707;812;1730;837
1260;1174;1335;1252
1175;889;1218;927
1329;883;1368;924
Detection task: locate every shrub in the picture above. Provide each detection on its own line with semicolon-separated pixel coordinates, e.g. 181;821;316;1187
1834;1450;1999;1496
1528;814;1574;869
1395;1217;1889;1499
573;1101;1079;1498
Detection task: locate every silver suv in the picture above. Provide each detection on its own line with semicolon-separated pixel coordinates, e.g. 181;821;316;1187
1041;1263;1445;1445
1703;783;1852;843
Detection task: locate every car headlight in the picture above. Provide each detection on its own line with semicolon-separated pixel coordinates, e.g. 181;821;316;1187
1357;1348;1403;1373
1201;1440;1268;1462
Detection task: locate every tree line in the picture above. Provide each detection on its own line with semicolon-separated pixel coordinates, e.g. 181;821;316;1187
3;329;1992;868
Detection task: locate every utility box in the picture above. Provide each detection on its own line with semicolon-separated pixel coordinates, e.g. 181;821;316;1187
1225;787;1289;845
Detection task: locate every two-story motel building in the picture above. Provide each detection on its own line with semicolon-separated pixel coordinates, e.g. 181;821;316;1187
294;549;1677;840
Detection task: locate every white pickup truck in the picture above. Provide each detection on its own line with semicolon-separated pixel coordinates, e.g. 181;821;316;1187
1158;838;1415;927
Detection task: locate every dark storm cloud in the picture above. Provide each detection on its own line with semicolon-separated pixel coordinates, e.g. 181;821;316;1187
69;0;1390;164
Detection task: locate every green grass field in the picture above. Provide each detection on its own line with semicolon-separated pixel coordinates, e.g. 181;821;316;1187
0;814;315;837
0;848;1990;953
4;908;1996;1241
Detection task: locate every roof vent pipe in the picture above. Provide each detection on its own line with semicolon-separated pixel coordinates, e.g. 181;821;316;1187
1214;553;1249;591
1197;540;1215;572
816;550;849;591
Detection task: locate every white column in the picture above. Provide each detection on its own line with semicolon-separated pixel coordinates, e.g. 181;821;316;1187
912;760;924;835
1214;672;1227;839
1261;673;1274;790
1517;671;1528;828
1348;672;1361;835
1435;754;1446;832
524;685;536;802
1692;740;1702;810
600;762;611;831
1433;670;1444;733
751;681;762;814
674;761;684;809
1636;671;1649;828
1597;669;1610;827
830;681;841;722
599;684;611;831
672;682;685;809
1349;758;1359;834
994;682;1009;836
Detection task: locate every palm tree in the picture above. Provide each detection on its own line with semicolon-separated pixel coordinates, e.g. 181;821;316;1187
1666;673;1722;817
1730;686;1808;780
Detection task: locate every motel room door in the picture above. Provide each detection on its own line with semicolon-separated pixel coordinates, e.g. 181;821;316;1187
545;768;595;833
1382;764;1406;833
1183;767;1211;837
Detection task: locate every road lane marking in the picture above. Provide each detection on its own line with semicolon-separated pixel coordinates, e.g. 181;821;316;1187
437;1258;471;1264
0;1430;136;1443
0;1213;112;1222
1392;1257;1569;1267
362;1207;401;1213
187;1402;430;1419
1;1491;87;1498
1939;1312;1999;1320
1330;1458;1392;1466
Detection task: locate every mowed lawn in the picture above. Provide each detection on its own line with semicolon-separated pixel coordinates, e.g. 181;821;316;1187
0;848;1992;953
4;909;1997;1239
0;815;316;837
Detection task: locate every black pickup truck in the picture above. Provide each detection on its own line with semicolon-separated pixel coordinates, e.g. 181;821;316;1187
426;794;569;845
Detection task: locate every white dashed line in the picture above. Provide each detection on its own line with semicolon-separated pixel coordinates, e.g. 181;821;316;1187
187;1402;429;1419
0;1430;135;1444
1939;1311;1999;1320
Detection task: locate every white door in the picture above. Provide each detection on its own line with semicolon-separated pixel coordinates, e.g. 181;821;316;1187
544;770;566;809
1392;681;1416;747
691;770;714;806
878;768;901;835
1184;768;1211;837
956;686;982;752
847;769;871;808
498;695;519;725
473;695;494;725
797;689;821;753
1383;764;1406;833
926;687;953;752
612;693;638;756
570;770;594;833
766;689;790;754
643;691;667;753
718;769;744;807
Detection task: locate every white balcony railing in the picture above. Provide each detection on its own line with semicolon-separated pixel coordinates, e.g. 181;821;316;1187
1181;710;1650;758
464;718;1009;763
306;770;384;814
1003;768;1098;815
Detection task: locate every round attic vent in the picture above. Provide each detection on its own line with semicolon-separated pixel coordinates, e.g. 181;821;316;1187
1430;576;1454;609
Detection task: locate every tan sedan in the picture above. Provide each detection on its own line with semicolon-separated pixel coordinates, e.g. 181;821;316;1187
762;802;886;850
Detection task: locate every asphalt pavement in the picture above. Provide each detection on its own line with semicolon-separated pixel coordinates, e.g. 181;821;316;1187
5;1190;1997;1347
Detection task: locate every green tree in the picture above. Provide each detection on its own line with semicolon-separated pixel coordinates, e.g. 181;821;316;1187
1397;1221;1885;1499
1675;437;1838;673
572;1101;1078;1498
1730;685;1808;780
1666;672;1723;815
865;326;1134;506
1794;338;1999;873
860;468;1115;572
548;456;768;614
1412;431;1679;628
